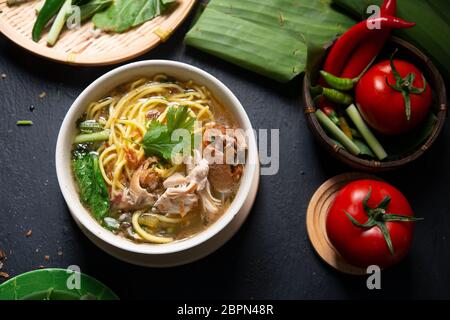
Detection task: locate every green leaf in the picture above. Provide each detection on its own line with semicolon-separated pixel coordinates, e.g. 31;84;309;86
185;0;353;82
72;151;110;220
79;0;113;22
93;0;176;33
142;106;195;162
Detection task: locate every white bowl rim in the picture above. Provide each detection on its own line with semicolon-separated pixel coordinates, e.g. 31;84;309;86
55;60;259;256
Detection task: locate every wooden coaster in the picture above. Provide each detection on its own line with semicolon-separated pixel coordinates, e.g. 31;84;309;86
306;172;381;275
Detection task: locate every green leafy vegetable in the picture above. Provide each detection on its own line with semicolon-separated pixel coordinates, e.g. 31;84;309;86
72;151;109;220
142;106;195;162
79;0;113;22
92;0;176;33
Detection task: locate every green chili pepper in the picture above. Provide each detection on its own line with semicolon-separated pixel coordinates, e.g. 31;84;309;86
322;87;353;105
320;56;376;91
320;70;357;91
32;0;66;42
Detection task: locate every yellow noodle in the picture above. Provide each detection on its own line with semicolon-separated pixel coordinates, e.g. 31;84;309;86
83;74;215;206
132;212;174;244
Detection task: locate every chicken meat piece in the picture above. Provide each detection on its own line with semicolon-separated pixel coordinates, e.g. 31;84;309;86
202;122;246;193
153;151;222;218
114;158;160;211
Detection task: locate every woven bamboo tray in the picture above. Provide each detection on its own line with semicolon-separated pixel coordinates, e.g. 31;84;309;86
303;37;447;172
0;0;196;65
306;172;381;275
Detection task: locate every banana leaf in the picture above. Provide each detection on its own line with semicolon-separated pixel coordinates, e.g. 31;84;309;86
207;0;353;46
186;8;306;82
185;0;354;82
332;0;450;84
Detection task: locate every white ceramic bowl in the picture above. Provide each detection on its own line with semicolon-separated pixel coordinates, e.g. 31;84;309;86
56;60;260;267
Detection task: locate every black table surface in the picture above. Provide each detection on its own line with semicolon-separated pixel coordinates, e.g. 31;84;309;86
1;6;449;300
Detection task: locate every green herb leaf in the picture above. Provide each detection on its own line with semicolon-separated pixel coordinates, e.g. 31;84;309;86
79;0;113;22
92;0;176;33
142;106;195;162
72;151;110;220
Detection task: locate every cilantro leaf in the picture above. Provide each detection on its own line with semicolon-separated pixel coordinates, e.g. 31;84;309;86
142;106;195;162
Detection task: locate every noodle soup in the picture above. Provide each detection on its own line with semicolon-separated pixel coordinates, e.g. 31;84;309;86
71;75;246;244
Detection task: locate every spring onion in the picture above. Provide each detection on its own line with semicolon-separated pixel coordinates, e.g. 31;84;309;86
346;104;387;161
47;0;72;46
79;120;103;133
16;120;33;126
73;129;110;144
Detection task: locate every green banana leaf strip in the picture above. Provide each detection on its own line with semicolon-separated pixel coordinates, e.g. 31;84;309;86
186;7;306;82
332;0;450;83
208;0;354;46
185;0;354;82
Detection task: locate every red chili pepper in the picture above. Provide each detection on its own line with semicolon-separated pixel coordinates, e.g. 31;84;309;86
340;0;397;78
322;15;415;77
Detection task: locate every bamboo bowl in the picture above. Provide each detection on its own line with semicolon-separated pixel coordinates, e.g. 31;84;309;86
0;0;196;65
303;37;447;172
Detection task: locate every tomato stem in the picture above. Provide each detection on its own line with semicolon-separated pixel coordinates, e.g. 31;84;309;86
344;188;422;255
385;49;427;121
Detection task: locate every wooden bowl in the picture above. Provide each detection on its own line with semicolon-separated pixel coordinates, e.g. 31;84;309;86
303;36;447;172
306;172;381;275
0;0;196;65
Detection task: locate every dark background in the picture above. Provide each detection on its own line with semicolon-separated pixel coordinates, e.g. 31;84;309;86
1;3;449;300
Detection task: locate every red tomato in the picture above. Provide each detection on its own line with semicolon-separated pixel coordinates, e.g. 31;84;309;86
355;58;432;135
326;180;418;269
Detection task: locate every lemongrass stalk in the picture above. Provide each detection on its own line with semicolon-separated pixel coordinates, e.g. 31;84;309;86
346;104;387;161
316;109;360;156
47;0;72;46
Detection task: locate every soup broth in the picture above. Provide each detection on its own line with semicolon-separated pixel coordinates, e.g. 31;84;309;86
71;75;246;244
